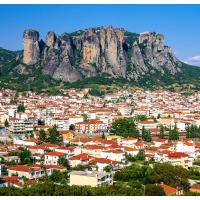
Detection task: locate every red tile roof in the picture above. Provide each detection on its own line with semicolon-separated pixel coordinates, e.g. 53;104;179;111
55;146;76;151
8;165;41;172
68;153;94;161
83;145;106;150
168;152;188;158
45;151;65;157
191;184;200;190
159;183;177;195
2;176;19;183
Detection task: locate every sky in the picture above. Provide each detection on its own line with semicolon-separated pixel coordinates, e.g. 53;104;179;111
0;4;200;65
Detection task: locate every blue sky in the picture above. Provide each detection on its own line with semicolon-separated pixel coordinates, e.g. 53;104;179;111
0;4;200;65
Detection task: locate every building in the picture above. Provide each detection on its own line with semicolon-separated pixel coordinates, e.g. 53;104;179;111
159;183;179;196
138;120;158;130
8;165;48;179
8;165;65;179
8;119;33;134
190;184;200;193
44;151;66;165
75;120;107;134
69;170;113;187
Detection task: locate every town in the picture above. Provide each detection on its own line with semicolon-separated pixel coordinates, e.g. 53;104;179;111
0;88;200;195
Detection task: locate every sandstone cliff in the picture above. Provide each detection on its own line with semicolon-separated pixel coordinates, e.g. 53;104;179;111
22;27;182;82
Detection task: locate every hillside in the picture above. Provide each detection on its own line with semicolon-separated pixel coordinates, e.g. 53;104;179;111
0;26;200;93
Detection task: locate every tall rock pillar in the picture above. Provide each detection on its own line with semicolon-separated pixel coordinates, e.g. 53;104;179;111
23;29;40;65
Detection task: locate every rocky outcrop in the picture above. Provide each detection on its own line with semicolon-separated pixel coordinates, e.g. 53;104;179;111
22;27;182;82
23;29;40;65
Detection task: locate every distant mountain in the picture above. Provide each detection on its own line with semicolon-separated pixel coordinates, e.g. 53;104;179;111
0;26;200;92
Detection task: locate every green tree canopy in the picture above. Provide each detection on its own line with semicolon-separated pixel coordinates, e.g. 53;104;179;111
110;117;139;138
4;119;9;127
146;163;190;191
135;150;145;161
159;125;165;139
145;184;165;196
47;125;61;145
69;124;75;131
18;148;32;165
168;128;179;140
17;104;25;112
58;156;69;168
141;126;152;142
39;129;46;141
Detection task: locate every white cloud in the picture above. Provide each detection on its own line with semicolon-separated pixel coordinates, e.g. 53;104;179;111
188;56;200;61
182;55;200;67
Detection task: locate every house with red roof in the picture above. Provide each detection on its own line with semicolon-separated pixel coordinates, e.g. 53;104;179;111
101;150;125;163
8;165;45;179
190;184;200;193
68;153;94;167
55;146;78;158
175;141;195;156
75;119;107;134
133;141;148;150
123;147;139;156
89;157;119;171
82;144;106;157
159;183;179;196
138;120;158;130
7;164;65;180
167;152;192;168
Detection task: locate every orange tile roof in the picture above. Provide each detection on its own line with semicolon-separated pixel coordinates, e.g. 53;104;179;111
8;165;41;172
45;151;65;157
83;144;106;150
168;152;188;158
191;184;200;190
68;153;94;161
2;176;19;183
159;183;177;195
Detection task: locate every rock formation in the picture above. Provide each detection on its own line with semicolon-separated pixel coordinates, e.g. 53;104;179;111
23;29;40;65
22;26;182;82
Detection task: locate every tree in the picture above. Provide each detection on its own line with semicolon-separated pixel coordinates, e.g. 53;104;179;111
110;117;139;138
38;119;45;125
159;125;165;139
29;132;34;138
39;129;46;141
48;125;61;145
135;150;145;161
125;153;136;162
168;128;179;140
142;126;152;142
145;184;165;196
103;165;112;172
18;148;32;164
10;99;17;105
48;170;68;183
101;132;106;139
82;114;88;122
69;124;75;131
186;125;200;138
135;115;148;122
58;156;69;168
88;88;105;97
4;119;9;127
146;163;190;191
17;104;25;112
